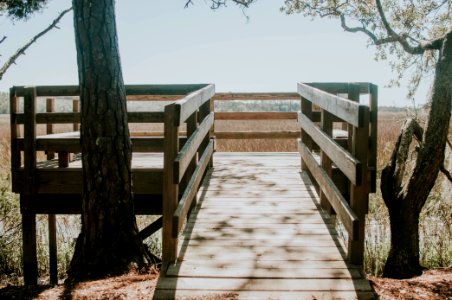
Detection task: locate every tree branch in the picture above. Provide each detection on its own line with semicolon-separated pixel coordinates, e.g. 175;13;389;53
0;7;72;81
440;163;452;182
0;36;6;45
375;0;443;54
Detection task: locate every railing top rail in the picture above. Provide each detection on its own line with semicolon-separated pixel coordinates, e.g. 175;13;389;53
304;82;374;94
213;92;299;100
12;84;211;97
173;84;215;126
298;82;369;128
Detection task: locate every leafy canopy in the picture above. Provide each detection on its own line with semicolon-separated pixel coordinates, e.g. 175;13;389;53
281;0;452;96
0;0;47;19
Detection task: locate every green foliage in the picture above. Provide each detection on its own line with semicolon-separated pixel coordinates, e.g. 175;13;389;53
0;0;47;20
0;92;8;114
280;0;452;97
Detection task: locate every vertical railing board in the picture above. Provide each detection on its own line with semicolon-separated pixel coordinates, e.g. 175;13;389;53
162;103;180;262
199;99;212;169
347;84;369;265
48;215;58;285
22;195;37;285
300;97;313;173
369;84;378;193
10;87;21;170
73;99;80;132
185;111;199;215
320;109;334;214
46;98;55;160
45;98;58;285
23;87;37;196
22;87;38;285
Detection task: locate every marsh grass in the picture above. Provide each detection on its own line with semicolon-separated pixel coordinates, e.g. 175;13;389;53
0;109;450;282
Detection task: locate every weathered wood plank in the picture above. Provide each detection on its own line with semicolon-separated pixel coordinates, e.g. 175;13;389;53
154;290;375;300
167;264;362;279
155;278;372;291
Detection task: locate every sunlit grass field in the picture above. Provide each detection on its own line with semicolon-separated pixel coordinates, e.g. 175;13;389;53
0;110;450;284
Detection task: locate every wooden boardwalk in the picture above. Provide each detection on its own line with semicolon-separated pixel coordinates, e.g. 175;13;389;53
154;153;374;300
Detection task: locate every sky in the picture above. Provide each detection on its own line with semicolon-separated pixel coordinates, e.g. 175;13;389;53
0;0;431;107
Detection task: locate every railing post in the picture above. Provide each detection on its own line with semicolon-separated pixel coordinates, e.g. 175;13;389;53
369;84;378;193
45;98;58;285
199;98;212;168
22;87;38;285
185;111;199;214
300;96;313;173
347;84;369;266
73;99;80;132
162;103;179;263
320;109;334;214
46;98;55;160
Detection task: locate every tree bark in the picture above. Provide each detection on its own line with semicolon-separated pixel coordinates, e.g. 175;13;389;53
381;30;452;278
67;0;150;281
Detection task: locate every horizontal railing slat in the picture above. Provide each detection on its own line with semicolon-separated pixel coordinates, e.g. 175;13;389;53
174;113;214;183
15;112;165;124
173;140;214;238
215;131;299;139
299;141;359;241
298;112;361;185
305;82;370;94
213;92;300;100
298;83;366;127
215;112;297;120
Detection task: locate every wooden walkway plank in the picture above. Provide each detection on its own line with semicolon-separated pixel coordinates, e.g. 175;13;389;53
155;153;373;300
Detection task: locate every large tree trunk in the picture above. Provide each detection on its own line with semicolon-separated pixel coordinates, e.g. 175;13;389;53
381;30;452;279
67;0;150;280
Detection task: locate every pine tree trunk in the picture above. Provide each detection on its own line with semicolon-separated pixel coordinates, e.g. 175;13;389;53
381;30;452;278
67;0;150;280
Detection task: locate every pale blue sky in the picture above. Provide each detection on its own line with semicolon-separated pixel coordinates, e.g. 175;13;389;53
0;0;430;106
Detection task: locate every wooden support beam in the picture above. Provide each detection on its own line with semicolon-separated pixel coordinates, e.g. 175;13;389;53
46;98;55;160
22;208;37;285
48;214;58;285
139;217;163;240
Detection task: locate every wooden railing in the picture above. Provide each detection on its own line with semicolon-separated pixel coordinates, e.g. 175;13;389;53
213;92;300;140
297;82;377;265
9;84;215;283
162;84;215;262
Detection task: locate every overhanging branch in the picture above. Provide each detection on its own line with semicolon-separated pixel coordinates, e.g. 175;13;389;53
0;7;72;81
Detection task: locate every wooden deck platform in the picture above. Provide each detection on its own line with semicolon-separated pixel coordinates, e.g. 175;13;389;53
154;153;374;300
